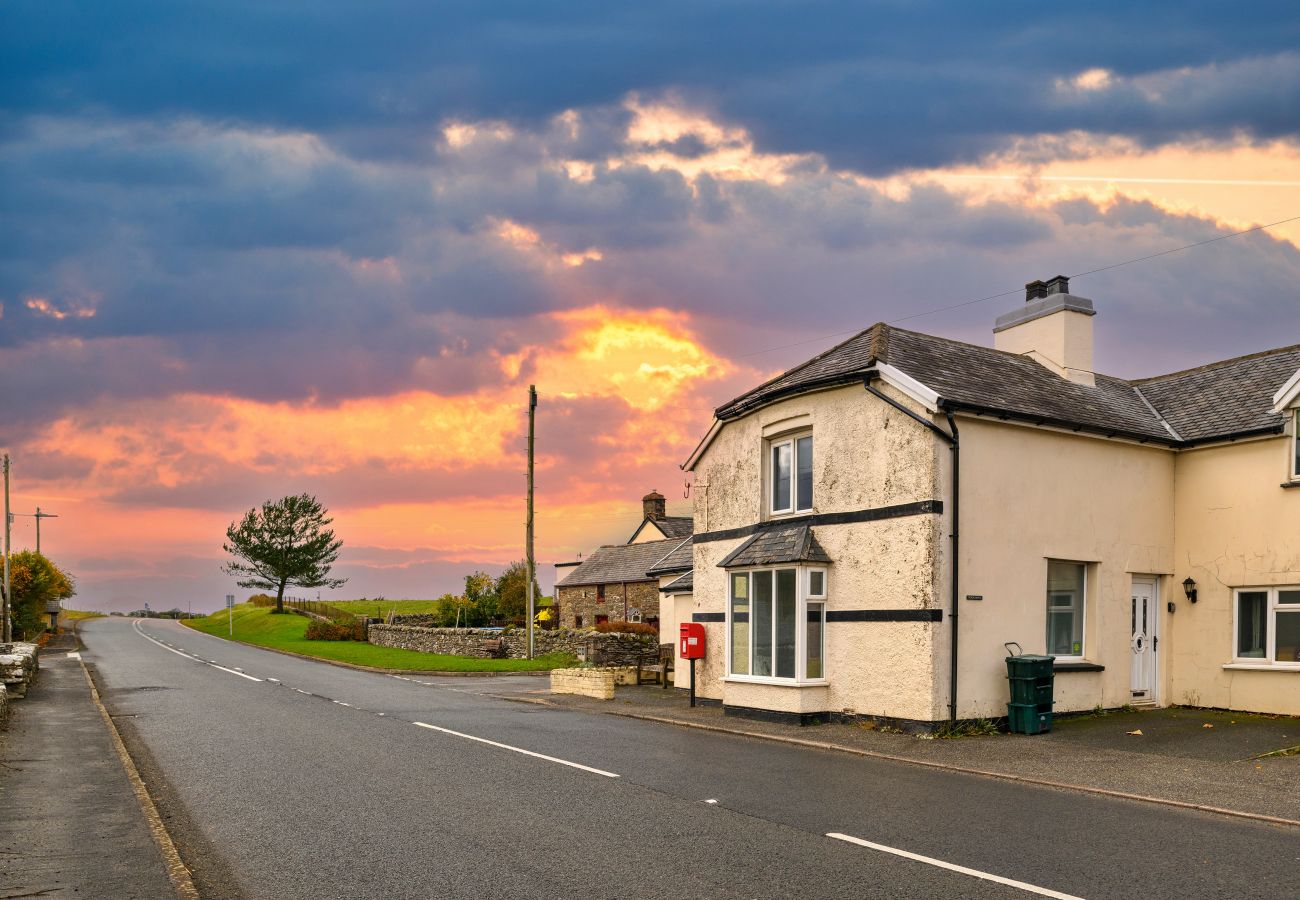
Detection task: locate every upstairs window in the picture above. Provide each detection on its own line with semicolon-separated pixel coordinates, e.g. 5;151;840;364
1293;411;1299;480
770;434;813;515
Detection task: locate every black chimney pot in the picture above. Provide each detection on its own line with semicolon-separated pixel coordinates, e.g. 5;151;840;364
1045;275;1070;295
1025;280;1047;302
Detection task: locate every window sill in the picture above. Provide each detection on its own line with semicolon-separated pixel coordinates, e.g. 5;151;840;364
1223;663;1300;671
1281;481;1300;490
724;676;829;688
1054;661;1105;673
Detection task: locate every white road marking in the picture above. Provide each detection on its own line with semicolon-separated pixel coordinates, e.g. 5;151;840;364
412;721;619;778
66;651;81;659
132;620;263;682
703;799;719;805
826;833;1084;900
267;677;280;682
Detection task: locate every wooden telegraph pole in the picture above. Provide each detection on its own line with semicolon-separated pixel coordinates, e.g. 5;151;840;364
526;385;537;659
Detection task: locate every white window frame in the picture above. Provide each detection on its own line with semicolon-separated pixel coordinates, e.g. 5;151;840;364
1292;410;1300;481
1046;560;1087;661
767;432;813;517
725;564;828;685
1232;586;1300;668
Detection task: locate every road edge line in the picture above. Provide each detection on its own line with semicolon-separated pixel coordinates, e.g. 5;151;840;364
79;659;201;900
491;695;1300;830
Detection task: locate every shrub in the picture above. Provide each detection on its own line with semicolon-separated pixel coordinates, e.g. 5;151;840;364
593;621;659;637
304;618;365;641
248;593;277;608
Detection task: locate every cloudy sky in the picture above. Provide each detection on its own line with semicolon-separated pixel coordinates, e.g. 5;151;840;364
3;3;1299;611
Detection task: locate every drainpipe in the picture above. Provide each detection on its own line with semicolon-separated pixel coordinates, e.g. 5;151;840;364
863;375;960;722
944;410;960;724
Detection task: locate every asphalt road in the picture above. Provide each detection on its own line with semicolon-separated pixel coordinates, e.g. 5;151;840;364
82;617;1300;899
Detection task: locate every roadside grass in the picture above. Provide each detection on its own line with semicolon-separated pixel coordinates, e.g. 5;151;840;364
60;608;106;621
183;605;573;672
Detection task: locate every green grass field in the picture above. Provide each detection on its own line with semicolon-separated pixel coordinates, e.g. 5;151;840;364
326;598;444;616
183;604;573;672
59;608;106;621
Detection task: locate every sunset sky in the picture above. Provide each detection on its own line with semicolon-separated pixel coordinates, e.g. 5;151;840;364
2;4;1299;611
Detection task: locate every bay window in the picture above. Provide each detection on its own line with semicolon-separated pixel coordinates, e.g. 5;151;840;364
1046;560;1086;658
770;434;813;515
1235;587;1300;665
728;566;826;682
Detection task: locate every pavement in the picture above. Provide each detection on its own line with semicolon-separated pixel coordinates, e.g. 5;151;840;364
527;683;1300;823
0;630;177;899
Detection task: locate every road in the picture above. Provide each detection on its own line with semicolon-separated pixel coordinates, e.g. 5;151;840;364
81;617;1298;899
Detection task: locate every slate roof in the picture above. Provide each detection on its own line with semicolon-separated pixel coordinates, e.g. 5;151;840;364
1134;345;1300;443
651;516;694;539
555;539;680;588
717;524;832;569
662;571;694;594
646;537;694;576
713;322;1300;447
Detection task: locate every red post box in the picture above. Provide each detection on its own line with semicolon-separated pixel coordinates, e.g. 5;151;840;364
679;622;706;707
679;622;706;659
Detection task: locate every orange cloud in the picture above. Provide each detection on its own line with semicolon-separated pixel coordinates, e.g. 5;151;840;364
16;305;742;583
25;295;98;319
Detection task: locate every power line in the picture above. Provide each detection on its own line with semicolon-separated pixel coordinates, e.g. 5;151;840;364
737;212;1300;358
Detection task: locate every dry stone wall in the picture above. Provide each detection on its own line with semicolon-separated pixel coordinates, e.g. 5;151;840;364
0;642;39;710
368;625;656;664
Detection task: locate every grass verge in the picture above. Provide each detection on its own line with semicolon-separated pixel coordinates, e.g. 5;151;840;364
183;604;573;672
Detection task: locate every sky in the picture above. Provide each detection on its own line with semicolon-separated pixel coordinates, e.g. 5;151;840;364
2;2;1299;612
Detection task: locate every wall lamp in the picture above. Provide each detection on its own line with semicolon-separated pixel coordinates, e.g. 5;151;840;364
1182;577;1198;604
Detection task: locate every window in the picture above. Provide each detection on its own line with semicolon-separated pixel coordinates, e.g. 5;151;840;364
574;615;583;629
596;584;606;602
1293;411;1299;480
1235;587;1300;665
728;566;826;682
770;434;813;515
1046;561;1086;658
627;608;642;624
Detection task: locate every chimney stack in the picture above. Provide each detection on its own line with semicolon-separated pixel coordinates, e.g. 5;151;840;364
642;490;666;522
994;276;1096;387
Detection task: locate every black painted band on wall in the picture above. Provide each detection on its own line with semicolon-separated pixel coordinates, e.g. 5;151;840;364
693;609;941;624
826;609;942;623
692;500;943;545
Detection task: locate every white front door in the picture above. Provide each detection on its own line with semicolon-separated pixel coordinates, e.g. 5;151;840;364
1130;577;1158;702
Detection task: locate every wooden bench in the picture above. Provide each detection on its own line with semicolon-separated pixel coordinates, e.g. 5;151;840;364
483;639;507;658
638;643;676;688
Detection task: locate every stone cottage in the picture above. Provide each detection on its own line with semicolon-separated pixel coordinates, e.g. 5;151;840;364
554;492;693;630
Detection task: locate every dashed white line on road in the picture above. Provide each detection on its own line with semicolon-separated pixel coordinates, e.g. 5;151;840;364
412;721;620;778
826;833;1084;900
132;620;263;682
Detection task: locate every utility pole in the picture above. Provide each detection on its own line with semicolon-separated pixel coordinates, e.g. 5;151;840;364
526;384;537;659
33;507;58;555
3;455;10;643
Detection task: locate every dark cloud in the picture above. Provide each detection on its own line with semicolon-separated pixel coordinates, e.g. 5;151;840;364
4;3;1297;174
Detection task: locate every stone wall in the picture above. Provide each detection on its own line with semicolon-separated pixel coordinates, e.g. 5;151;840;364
0;642;39;707
556;580;660;630
367;625;658;664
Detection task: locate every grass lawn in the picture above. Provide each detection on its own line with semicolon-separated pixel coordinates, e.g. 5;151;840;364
325;598;445;617
60;608;106;621
183;604;574;672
